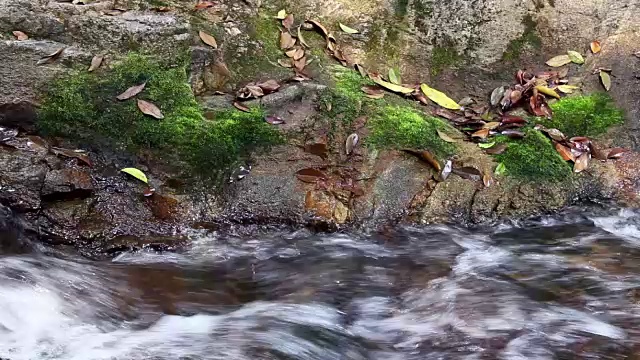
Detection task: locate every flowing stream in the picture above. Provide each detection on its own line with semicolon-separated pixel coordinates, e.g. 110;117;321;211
3;209;640;359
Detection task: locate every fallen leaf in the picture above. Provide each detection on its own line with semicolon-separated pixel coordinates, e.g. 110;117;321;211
116;83;146;100
304;20;336;44
471;128;490;139
599;70;611;91
282;14;294;30
490;86;506;106
199;31;218;49
265;115;285;125
257;79;281;93
88;55;104;72
278;58;293;68
365;93;385;99
557;85;579;94
339;23;359;34
233;101;250;112
12;31;28;41
494;162;507;176
37;47;65;65
297;26;309;48
420;84;461;110
501;130;525;139
137;99;164;119
293;56;307;72
452;166;482;182
402;149;441;171
371;75;414;94
500;116;527;126
361;85;384;96
345;133;359;155
388;68;400;85
194;1;214;10
458;97;474;107
143;188;156;197
121;167;148;184
296;168;327;183
590;142;608;161
574;152;590;173
276;9;287;19
567;50;584;64
546;54;572;67
478;141;496;149
590;41;601;54
355;64;367;77
437;130;457;143
483;172;494;188
485;143;508;155
535;85;561;99
439;160;453;182
555;142;575;161
51;147;92;167
483;122;501;130
293;48;305;60
280;31;296;49
608;147;629;159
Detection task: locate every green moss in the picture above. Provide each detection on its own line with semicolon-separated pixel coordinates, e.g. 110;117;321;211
38;53;282;181
395;0;410;16
430;45;462;76
539;94;624;138
502;15;542;61
494;129;571;181
367;106;456;157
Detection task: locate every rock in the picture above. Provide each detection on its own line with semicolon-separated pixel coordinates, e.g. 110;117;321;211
41;168;94;200
0;102;37;132
0;146;47;212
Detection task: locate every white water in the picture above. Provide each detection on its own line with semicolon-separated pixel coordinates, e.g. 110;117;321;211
2;209;640;359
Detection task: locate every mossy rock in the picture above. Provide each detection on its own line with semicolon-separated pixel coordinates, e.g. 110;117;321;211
538;93;624;138
494;129;571;182
38;53;282;181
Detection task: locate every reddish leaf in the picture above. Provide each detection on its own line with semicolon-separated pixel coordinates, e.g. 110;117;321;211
280;31;296;49
484;143;508;155
574;153;590;173
500;115;526;125
589;142;608;161
452;166;482;182
501;130;525;139
471;128;490;139
265;115;285;125
194;1;215;10
12;31;28;41
555;142;575;161
233;101;250;112
144;188;156;197
296;168;327;183
282;14;294;30
51;147;92;167
402;149;441;172
608;147;629;159
116;83;146;100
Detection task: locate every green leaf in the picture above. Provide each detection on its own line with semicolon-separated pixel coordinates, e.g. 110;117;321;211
388;68;400;85
339;23;359;34
478;141;496;149
420;84;461;110
276;9;287;19
121;167;148;184
567;50;584;64
494;162;507;176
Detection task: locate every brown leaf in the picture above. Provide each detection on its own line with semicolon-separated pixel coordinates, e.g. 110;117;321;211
88;55;104;72
452;166;482;182
12;31;28;41
293;48;305;60
304;20;335;43
51;147;92;167
484;143;508;155
297;26;309;48
501;130;525;139
590;40;601;54
436;130;457;143
573;152;590;173
293;56;307;72
296;168;327;183
500;116;527;126
355;64;367;77
194;1;215;10
265;115;285;125
280;31;296;49
483;172;494;188
555;142;575;161
365;93;385;99
402;149;441;172
483;121;501;130
345;133;359;155
546;128;566;142
361;85;384;96
37;47;65;65
589;142;608;161
137;99;164;119
471;128;490;139
608;147;629;159
233;101;250;112
304;142;328;159
199;31;218;49
285;49;297;58
282;14;294;30
257;79;281;94
116;83;146;100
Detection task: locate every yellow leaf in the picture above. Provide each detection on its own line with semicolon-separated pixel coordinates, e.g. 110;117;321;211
276;9;287;19
199;30;217;49
339;23;359;34
371;75;414;94
556;85;579;94
535;85;560;99
546;55;572;67
567;50;584;64
599;70;611;91
420;84;461;110
590;40;601;54
121;167;148;184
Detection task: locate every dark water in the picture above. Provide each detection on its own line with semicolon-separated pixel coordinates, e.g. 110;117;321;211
3;209;640;359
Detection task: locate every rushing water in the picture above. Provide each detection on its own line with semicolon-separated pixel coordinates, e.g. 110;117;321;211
3;209;640;359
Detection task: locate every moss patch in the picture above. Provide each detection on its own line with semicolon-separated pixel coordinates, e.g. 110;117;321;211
367;106;456;158
430;45;462;76
539;93;624;138
38;53;282;181
494;129;571;181
502;15;541;61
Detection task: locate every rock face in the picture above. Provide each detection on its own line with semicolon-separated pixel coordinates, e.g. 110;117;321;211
0;0;639;256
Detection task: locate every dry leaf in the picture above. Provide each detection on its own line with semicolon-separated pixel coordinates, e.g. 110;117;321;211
608;148;629;159
257;79;281;94
285;49;296;58
137;99;164;119
339;23;359;34
365;93;385;99
402;149;441;171
278;58;293;68
280;31;296;49
574;152;590;173
296;168;327;183
546;55;572;67
194;1;214;10
483;172;494;188
355;64;367;77
199;31;218;49
437;130;456;143
37;47;65;65
471;128;490;139
484;143;508;155
88;55;104;72
345;133;359;155
233;101;250;112
421;84;461;110
276;9;287;19
282;14;294;30
51;147;92;167
371;75;414;94
567;50;584;64
557;85;579;94
293;48;305;60
483;122;501;130
555;142;575;161
297;26;309;48
439;160;453;182
116;83;146;100
452;167;482;182
490;86;506;106
12;31;28;41
599;70;611;91
535;85;560;99
590;41;601;54
265;115;285;125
